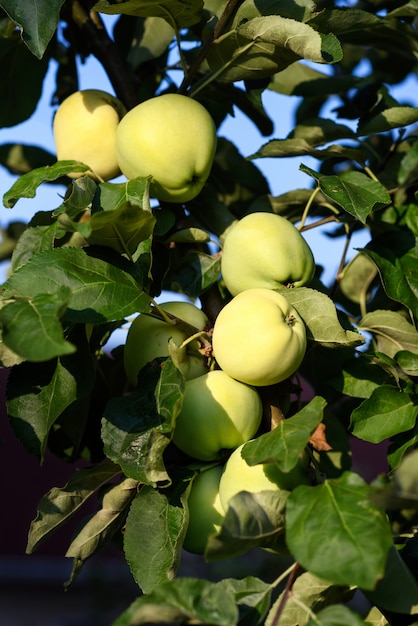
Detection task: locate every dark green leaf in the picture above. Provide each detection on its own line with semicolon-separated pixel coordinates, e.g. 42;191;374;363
306;604;366;626
92;0;203;27
300;166;391;223
0;143;59;177
2;247;151;324
26;459;121;553
169;251;221;298
111;577;239;626
241;396;326;471
216;577;272;626
358;310;418;358
0;0;65;58
286;472;393;589
358;106;418;136
350;386;417;443
0;288;75;361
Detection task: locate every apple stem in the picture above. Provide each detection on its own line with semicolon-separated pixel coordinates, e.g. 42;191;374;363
180;330;213;357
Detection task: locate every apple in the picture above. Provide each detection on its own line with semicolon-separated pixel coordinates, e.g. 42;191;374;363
115;93;217;203
221;212;315;296
218;442;309;512
53;89;126;181
172;370;262;461
183;465;224;554
124;301;209;386
212;288;307;387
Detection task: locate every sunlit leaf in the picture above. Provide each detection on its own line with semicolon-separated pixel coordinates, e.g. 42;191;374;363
358;310;418;358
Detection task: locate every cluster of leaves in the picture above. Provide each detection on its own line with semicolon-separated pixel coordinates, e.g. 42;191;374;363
0;0;418;624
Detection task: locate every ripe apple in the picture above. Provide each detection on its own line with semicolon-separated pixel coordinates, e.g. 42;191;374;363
221;212;315;296
183;465;224;554
53;89;126;181
115;93;217;203
212;288;307;387
172;370;262;461
124;301;209;386
218;442;309;512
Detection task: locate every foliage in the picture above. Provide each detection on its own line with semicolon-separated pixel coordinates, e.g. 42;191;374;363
0;0;418;624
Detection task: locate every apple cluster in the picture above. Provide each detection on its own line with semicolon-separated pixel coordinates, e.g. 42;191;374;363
53;90;217;202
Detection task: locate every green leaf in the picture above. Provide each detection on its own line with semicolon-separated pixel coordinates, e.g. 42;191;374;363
102;359;185;486
206;490;288;560
26;459;121;553
65;477;138;585
286;472;393;589
206;16;342;82
123;483;187;594
228;0;317;27
267;572;353;626
2;247;151;324
0;35;49;126
278;287;364;348
350;385;417;443
167;227;211;244
339;253;379;305
329;356;389;399
7;330;96;460
241;396;326;471
358;310;418;358
250;137;365;164
111;577;239;626
360;229;418;316
3;161;90;208
216;577;272;626
306;604;367;626
125;16;175;70
0;0;65;58
358;106;418;136
0;143;58;176
0;288;75;361
300;166;391;223
169;250;221;298
92;0;204;28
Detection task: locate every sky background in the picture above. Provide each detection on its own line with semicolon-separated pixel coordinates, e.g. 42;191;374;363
0;15;416;295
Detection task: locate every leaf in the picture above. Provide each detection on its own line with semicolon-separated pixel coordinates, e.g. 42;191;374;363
6;330;96;461
3;161;90;208
0;35;49;126
358;310;418;358
241;396;327;471
358;106;418;136
167;227;211;244
339;253;379;305
286;472;393;589
169;251;221;297
102;359;185;486
123;483;187;594
250;137;365;164
300;166;391;224
267;572;353;626
306;604;367;626
216;577;272;626
26;459;121;553
2;247;151;324
111;577;239;626
92;0;203;28
65;477;138;585
206;490;288;560
0;0;65;58
329;356;389;399
0;143;59;176
278;287;364;348
228;0;317;27
360;229;418;316
0;288;76;361
350;385;417;444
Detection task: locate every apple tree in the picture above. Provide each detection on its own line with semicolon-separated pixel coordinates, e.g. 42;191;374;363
1;0;418;624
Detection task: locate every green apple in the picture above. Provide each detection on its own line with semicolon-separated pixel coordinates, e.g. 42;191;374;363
124;301;209;386
218;442;309;512
212;288;307;387
172;370;262;461
115;93;217;203
183;465;224;554
53;89;126;181
221;212;315;296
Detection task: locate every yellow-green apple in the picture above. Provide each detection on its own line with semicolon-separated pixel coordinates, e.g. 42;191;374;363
53;89;126;181
218;442;309;512
115;93;217;203
183;465;224;554
212;288;306;386
172;370;262;461
124;301;209;386
221;212;315;296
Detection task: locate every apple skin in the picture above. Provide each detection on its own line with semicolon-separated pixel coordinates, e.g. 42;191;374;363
221;212;315;296
115;93;217;203
53;89;126;181
183;465;224;555
172;370;262;462
212;288;307;387
124;301;209;386
218;442;309;512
